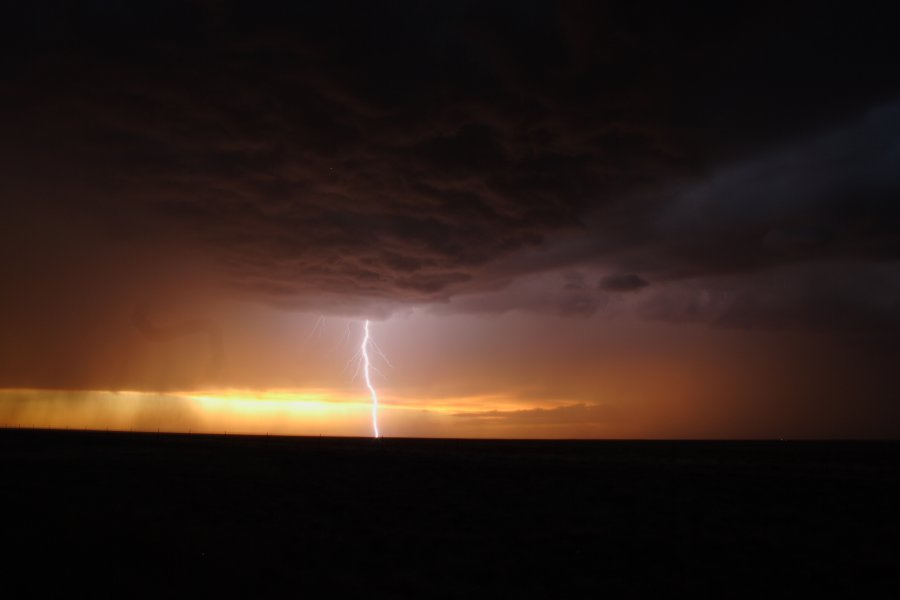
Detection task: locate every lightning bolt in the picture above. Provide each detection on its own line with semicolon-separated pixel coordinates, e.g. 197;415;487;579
361;319;381;438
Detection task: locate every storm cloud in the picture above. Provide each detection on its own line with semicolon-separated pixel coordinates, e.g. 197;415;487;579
4;2;898;307
1;0;899;415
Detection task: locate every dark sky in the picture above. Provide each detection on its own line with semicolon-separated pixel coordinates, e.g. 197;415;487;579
1;1;898;437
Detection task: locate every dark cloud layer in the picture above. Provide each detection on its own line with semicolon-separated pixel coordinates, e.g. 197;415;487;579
2;1;899;337
599;274;649;293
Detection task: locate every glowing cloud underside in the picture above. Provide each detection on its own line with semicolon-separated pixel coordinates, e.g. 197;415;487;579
361;319;380;438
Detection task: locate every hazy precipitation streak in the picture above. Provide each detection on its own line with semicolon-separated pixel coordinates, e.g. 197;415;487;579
361;319;380;438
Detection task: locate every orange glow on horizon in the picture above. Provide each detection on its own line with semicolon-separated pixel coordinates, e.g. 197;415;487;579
0;388;606;439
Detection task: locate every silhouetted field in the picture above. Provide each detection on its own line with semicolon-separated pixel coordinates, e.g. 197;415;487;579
2;429;899;596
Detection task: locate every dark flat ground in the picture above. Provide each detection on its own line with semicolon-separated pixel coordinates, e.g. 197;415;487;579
2;429;899;597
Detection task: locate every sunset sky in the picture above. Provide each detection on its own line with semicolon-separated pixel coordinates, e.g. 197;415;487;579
1;2;898;438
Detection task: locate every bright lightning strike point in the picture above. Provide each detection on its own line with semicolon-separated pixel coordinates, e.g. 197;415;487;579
361;319;381;438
